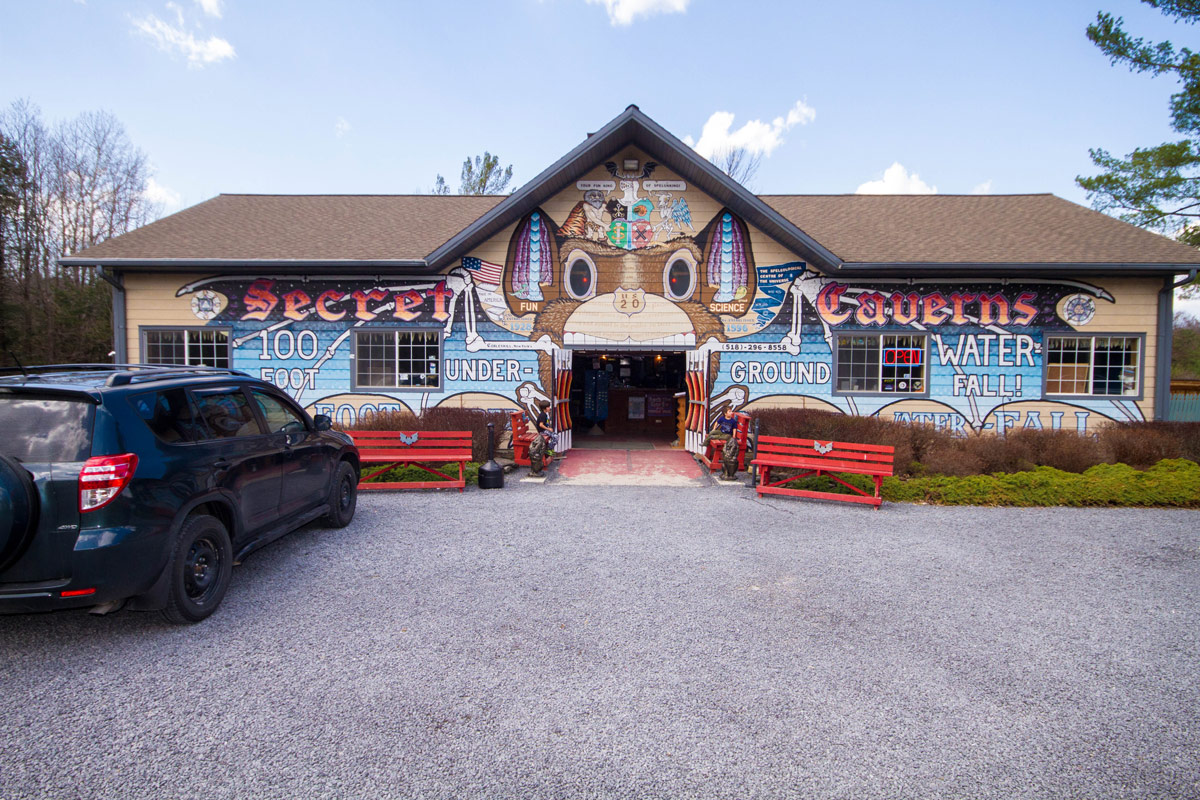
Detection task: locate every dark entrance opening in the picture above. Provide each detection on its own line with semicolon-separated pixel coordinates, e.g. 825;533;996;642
570;351;687;445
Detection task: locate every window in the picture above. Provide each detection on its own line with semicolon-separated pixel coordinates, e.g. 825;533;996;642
129;388;207;443
1045;335;1140;397
193;390;261;439
251;390;307;434
835;333;927;394
143;328;230;368
354;330;441;389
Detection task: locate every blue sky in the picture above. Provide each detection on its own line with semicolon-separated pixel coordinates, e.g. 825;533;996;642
4;0;1199;313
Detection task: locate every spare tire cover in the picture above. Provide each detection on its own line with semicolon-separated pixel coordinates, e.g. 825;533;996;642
0;453;37;571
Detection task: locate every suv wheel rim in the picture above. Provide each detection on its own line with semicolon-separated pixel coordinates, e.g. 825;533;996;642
339;477;352;511
185;536;221;602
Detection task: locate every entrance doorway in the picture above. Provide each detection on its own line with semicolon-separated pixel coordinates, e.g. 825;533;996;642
570;351;687;446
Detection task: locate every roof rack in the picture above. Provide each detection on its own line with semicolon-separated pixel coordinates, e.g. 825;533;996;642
0;363;250;387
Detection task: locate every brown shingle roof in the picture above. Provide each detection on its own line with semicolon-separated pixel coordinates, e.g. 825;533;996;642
64;191;1200;268
68;194;504;263
760;193;1200;265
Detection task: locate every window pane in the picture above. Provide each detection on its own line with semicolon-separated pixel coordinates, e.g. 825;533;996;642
129;388;206;443
355;330;440;389
144;328;228;368
251;391;306;434
194;391;260;439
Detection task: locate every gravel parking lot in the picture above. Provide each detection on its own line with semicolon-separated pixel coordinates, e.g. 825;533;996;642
2;482;1199;799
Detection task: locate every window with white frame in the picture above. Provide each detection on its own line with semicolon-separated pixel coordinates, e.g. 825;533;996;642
835;333;927;394
1045;335;1140;397
142;328;230;368
354;329;441;389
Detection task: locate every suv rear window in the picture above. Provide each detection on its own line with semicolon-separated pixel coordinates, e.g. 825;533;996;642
0;395;95;462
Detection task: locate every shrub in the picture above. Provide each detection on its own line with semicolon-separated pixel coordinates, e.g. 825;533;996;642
746;407;1200;478
1097;421;1200;468
883;459;1200;507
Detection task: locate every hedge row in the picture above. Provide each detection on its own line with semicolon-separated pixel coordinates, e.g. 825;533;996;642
751;408;1200;478
781;459;1200;507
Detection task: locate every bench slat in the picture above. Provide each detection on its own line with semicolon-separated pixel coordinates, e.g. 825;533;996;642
752;454;892;476
757;435;895;455
360;450;473;461
756;446;893;465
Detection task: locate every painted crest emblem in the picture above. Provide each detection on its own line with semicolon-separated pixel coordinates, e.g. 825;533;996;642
398;432;418;446
1063;293;1096;326
613;287;645;317
190;290;221;320
813;441;834;454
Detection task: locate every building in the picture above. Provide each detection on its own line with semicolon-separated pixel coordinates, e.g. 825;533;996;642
62;106;1200;453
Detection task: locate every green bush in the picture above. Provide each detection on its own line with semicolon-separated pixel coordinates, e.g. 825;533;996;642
359;461;482;487
879;459;1200;507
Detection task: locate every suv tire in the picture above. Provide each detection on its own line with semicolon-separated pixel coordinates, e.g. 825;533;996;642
0;453;38;571
161;514;233;624
323;461;358;529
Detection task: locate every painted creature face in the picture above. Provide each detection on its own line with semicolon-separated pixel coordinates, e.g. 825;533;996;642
505;206;755;351
585;190;605;210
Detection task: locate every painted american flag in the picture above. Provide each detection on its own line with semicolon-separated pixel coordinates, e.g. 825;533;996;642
461;257;503;285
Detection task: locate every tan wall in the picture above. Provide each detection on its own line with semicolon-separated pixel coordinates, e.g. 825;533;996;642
124;272;216;363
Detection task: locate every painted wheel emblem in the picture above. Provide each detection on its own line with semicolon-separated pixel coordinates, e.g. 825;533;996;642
191;290;220;320
1063;294;1096;326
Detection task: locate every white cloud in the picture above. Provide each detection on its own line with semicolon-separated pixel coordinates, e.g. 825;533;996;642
683;100;816;159
855;162;938;195
132;4;235;67
195;0;223;19
585;0;689;26
144;178;182;210
970;179;993;195
335;117;351;138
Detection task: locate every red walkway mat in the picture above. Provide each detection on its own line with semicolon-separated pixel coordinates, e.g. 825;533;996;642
556;448;707;486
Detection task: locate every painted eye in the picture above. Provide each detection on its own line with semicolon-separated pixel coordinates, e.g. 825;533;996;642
666;258;693;300
567;257;595;299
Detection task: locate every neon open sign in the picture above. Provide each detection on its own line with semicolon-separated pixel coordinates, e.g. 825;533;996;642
883;348;924;366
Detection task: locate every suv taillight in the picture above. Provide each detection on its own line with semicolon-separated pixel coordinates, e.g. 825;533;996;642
79;453;138;512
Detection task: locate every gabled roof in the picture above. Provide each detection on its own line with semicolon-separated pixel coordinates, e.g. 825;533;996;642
423;105;843;272
58;107;1200;276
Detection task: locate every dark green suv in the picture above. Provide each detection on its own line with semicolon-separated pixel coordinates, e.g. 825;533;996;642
0;365;360;623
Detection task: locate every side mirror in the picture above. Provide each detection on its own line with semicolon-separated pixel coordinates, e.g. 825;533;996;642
313;414;332;431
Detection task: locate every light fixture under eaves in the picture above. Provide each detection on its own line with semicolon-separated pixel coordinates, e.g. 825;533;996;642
622;158;639;172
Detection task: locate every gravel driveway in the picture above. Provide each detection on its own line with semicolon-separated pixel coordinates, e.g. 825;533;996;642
2;483;1198;799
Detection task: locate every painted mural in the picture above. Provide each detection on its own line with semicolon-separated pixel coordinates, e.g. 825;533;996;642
168;161;1150;450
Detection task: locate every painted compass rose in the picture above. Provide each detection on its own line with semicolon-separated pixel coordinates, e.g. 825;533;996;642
1062;293;1096;327
191;290;221;321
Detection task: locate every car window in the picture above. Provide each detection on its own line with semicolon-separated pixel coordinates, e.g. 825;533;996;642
0;394;94;461
251;391;306;434
193;390;262;439
129;388;207;443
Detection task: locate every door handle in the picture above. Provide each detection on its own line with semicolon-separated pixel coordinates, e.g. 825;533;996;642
213;459;232;474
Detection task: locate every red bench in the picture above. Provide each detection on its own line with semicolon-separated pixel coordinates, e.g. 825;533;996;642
698;412;751;473
351;430;472;491
509;411;554;468
752;435;894;509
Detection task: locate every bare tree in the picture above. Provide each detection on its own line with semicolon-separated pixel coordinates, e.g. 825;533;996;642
712;146;762;187
0;100;161;365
